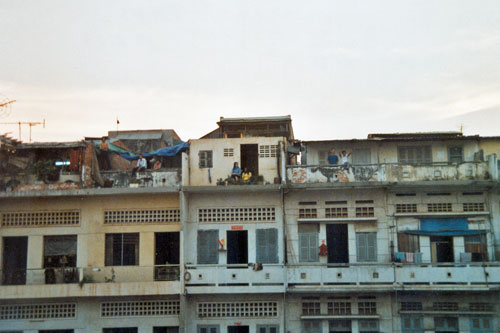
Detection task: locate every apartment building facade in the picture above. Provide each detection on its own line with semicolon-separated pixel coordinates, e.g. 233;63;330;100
1;119;500;333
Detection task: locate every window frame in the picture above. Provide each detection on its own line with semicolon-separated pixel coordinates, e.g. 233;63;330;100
256;228;279;264
105;233;139;266
197;325;219;333
197;230;219;264
448;146;464;164
401;315;424;333
256;325;279;333
356;232;377;262
470;316;493;333
398;146;432;164
198;150;213;168
299;232;319;263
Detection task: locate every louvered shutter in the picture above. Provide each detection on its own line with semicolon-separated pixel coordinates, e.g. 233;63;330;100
309;233;319;262
198;230;218;264
257;229;278;264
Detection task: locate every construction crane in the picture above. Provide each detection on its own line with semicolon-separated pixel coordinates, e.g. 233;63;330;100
0;119;45;143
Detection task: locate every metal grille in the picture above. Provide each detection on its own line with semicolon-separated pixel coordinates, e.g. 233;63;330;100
1;211;80;227
101;300;179;317
356;207;374;217
325;207;348;218
104;209;180;224
469;303;494;312
400;302;422;311
396;204;417;213
302;301;321;315
433;302;458;311
198;207;275;223
427;203;452;212
197;302;278;318
299;208;317;219
0;303;76;320
223;148;234;157
463;203;485;212
259;145;279;158
328;302;351;315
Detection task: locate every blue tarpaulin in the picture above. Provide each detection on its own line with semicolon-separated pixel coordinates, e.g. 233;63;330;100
404;218;486;236
119;142;189;160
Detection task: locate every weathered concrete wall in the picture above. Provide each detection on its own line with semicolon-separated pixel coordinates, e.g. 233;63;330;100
189;137;284;186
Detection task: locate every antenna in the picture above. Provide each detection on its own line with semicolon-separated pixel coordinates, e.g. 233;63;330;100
0;119;45;142
0;96;16;118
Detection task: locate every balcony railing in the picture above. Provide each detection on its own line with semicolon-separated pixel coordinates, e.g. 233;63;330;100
0;265;180;286
286;161;492;184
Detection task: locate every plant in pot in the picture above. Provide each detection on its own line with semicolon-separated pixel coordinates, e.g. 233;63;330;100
32;160;60;183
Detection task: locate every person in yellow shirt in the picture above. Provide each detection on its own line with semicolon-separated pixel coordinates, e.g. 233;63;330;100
242;167;252;182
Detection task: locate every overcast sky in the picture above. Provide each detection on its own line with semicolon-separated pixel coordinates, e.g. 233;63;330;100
1;0;499;142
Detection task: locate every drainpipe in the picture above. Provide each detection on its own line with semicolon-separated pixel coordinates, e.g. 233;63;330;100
180;189;187;333
280;140;286;184
280;184;288;333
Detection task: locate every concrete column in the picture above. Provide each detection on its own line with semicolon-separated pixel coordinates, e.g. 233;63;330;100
27;235;43;269
319;223;327;264
420;236;431;263
140;232;155;267
348;224;357;263
76;233;88;268
182;151;189;186
454;236;465;263
351;319;360;333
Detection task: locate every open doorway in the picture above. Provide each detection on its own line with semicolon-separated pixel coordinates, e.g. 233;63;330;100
431;236;454;263
2;236;28;285
155;232;180;280
240;144;259;176
228;326;249;333
227;230;248;265
326;224;349;264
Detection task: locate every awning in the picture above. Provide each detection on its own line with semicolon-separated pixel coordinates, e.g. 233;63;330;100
119;142;189;160
403;217;486;236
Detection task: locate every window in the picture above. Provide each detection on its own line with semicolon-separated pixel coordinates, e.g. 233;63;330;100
428;203;452;212
359;320;379;333
358;301;377;315
197;326;219;333
302;299;321;315
470;317;493;333
44;235;78;284
465;235;488;262
397;233;420;253
328;301;351;315
199;207;275;223
303;321;321;333
299;233;319;262
256;228;278;264
401;315;424;333
197;302;277;318
197;230;219;264
153;328;179;333
259;145;279;158
448;146;463;163
356;207;374;217
433;302;458;311
398;146;432;164
39;330;74;333
198;150;213;168
329;319;351;332
105;233;139;266
434;317;458;332
352;149;371;165
299;208;317;218
223;148;234;157
101;300;179;317
469;303;494;312
1;210;80;227
102;329;137;333
396;204;417;213
356;233;377;262
463;202;485;212
401;302;423;311
257;325;279;333
0;303;76;320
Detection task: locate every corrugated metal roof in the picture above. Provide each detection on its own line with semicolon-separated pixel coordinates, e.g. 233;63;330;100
219;115;291;123
16;141;86;149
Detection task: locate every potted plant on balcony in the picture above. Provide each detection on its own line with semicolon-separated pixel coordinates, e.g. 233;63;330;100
32;160;59;183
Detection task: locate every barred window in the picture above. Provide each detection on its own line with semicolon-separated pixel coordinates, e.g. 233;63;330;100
299;208;317;219
469;303;494;312
358;302;377;315
104;209;180;224
0;303;76;320
463;203;485;212
427;203;452;212
199;150;213;168
197;302;278;318
259;145;279;158
198;207;275;223
396;204;417;213
326;207;348;218
328;302;351;315
302;301;321;315
101;300;179;317
1;211;80;227
433;302;458;311
356;207;374;217
401;302;423;311
223;148;234;157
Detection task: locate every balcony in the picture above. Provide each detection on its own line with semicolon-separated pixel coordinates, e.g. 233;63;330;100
394;262;500;290
287;264;395;292
286;161;493;185
0;265;181;299
185;264;285;294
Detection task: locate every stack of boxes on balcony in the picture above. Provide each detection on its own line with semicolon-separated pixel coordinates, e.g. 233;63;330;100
0;118;499;333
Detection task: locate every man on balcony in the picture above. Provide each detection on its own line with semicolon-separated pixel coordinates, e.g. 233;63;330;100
132;154;147;177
